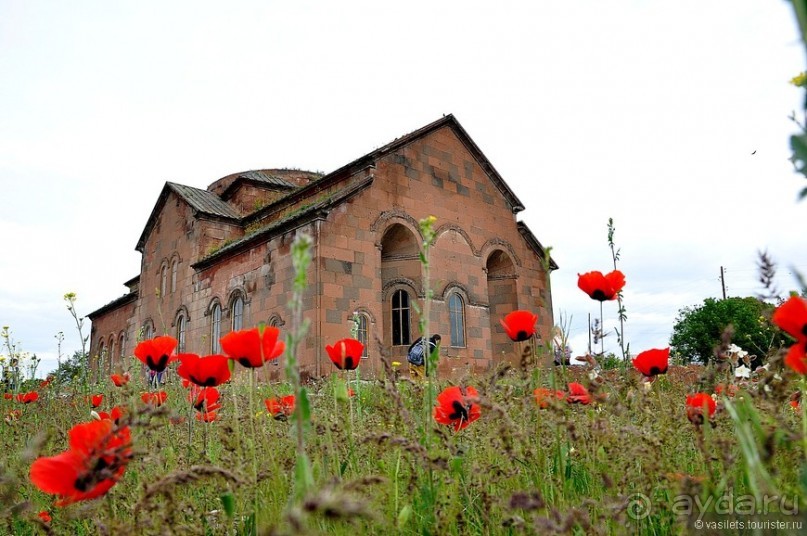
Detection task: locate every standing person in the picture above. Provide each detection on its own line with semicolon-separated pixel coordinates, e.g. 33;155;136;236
407;334;441;379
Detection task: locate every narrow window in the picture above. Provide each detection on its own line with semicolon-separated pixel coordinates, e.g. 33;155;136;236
391;290;411;346
119;333;126;360
144;322;154;341
176;313;187;352
356;314;369;357
171;259;178;293
211;303;222;353
449;293;466;347
232;296;244;331
160;265;167;297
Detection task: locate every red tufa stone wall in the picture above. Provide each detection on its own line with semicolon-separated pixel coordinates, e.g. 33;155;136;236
88;297;136;378
89;124;554;381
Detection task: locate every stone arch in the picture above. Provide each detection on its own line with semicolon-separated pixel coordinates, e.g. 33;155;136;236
434;223;479;256
480;239;521;268
485;249;519;362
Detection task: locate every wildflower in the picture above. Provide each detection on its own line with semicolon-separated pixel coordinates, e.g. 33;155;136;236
29;419;132;506
533;387;566;408
566;383;592;405
789;391;801;411
16;391;39;404
97;406;125;424
190;387;221;413
4;393;13;400
734;364;751;379
110;373;130;387
90;394;104;408
391;361;401;368
499;310;538;342
433;386;481;432
686;393;716;425
38;511;51;524
5;409;22;423
40;376;53;388
220;327;285;368
771;295;807;374
176;353;231;387
325;338;364;370
195;410;218;422
140;391;168;407
264;395;295;419
632;348;669;377
133;335;178;372
791;71;807;88
577;270;626;302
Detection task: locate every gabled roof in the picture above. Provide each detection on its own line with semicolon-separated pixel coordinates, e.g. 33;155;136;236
136;182;242;252
331;114;526;214
517;221;559;271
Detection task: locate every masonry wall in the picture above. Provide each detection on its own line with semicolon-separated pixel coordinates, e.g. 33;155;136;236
88;124;554;381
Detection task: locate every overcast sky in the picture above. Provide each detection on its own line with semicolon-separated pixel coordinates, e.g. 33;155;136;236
2;0;806;377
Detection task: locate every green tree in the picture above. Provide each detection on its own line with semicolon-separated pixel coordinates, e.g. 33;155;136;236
669;297;786;365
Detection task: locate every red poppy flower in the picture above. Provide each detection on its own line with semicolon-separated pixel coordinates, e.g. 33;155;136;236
30;419;132;506
577;270;626;302
140;391;168;407
499;310;538;342
3;393;12;400
90;394;104;408
433;386;481;432
220;327;285;368
685;393;716;425
190;387;221;413
632;348;669;377
533;387;566;408
16;391;39;404
40;377;52;388
566;383;592;405
133;335;178;373
97;406;125;424
325;338;364;370
772;295;807;374
195;410;218;422
110;373;130;387
176;354;231;387
264;395;296;419
38;510;51;524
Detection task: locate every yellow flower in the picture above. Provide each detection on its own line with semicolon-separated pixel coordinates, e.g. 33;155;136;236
391;361;401;368
791;72;807;88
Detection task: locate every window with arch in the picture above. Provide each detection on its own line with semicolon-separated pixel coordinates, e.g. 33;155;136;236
356;314;369;357
176;311;187;352
97;339;106;365
160;264;168;297
391;289;411;346
448;293;466;348
231;295;244;331
109;337;117;368
119;332;126;360
171;258;178;293
211;302;222;353
143;321;154;341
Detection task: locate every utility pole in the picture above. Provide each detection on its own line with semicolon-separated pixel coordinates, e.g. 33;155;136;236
720;266;727;299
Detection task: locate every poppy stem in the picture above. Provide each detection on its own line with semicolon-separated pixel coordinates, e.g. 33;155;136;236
600;301;605;357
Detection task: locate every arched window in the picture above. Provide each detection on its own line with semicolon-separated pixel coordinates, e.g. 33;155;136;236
176;312;187;352
231;295;244;331
211;303;222;353
119;332;126;360
109;337;117;370
143;321;154;341
160;264;168;297
356;314;369;357
171;259;178;293
448;293;466;348
391;289;411;346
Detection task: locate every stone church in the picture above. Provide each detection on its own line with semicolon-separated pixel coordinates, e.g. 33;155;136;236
88;115;557;380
